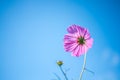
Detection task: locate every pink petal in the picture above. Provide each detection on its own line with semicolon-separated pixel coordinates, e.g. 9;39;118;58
77;45;85;56
81;45;88;54
67;25;83;35
83;29;91;40
85;38;93;48
64;43;78;52
78;27;85;37
64;34;77;42
72;45;89;57
67;25;77;34
78;28;89;38
72;45;80;57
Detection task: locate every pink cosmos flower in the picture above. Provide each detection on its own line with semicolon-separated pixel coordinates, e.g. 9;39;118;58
64;24;93;57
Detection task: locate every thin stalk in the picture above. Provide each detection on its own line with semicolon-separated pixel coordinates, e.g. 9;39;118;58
84;68;95;75
79;53;87;80
59;66;68;80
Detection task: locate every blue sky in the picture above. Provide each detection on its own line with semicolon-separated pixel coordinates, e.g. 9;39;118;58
0;0;120;80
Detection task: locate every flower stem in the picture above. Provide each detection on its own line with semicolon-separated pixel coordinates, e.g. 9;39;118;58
84;68;95;75
79;53;87;80
59;66;68;80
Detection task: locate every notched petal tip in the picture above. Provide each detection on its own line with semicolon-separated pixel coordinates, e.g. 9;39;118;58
67;24;79;34
85;38;93;48
71;53;80;57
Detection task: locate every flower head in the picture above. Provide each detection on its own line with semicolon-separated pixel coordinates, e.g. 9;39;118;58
64;24;93;57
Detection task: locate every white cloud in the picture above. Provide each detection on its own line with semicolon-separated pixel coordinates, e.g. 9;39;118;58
102;48;111;60
95;71;117;80
111;54;120;66
101;48;120;66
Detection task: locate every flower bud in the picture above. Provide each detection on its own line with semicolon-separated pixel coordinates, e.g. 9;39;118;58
57;60;63;66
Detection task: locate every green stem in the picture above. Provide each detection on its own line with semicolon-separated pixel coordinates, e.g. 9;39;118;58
79;53;87;80
59;66;68;80
84;68;95;75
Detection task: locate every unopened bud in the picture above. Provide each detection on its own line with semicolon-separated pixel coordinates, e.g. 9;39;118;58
57;60;63;66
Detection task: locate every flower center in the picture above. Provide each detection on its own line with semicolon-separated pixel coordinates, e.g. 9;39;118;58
77;36;85;45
